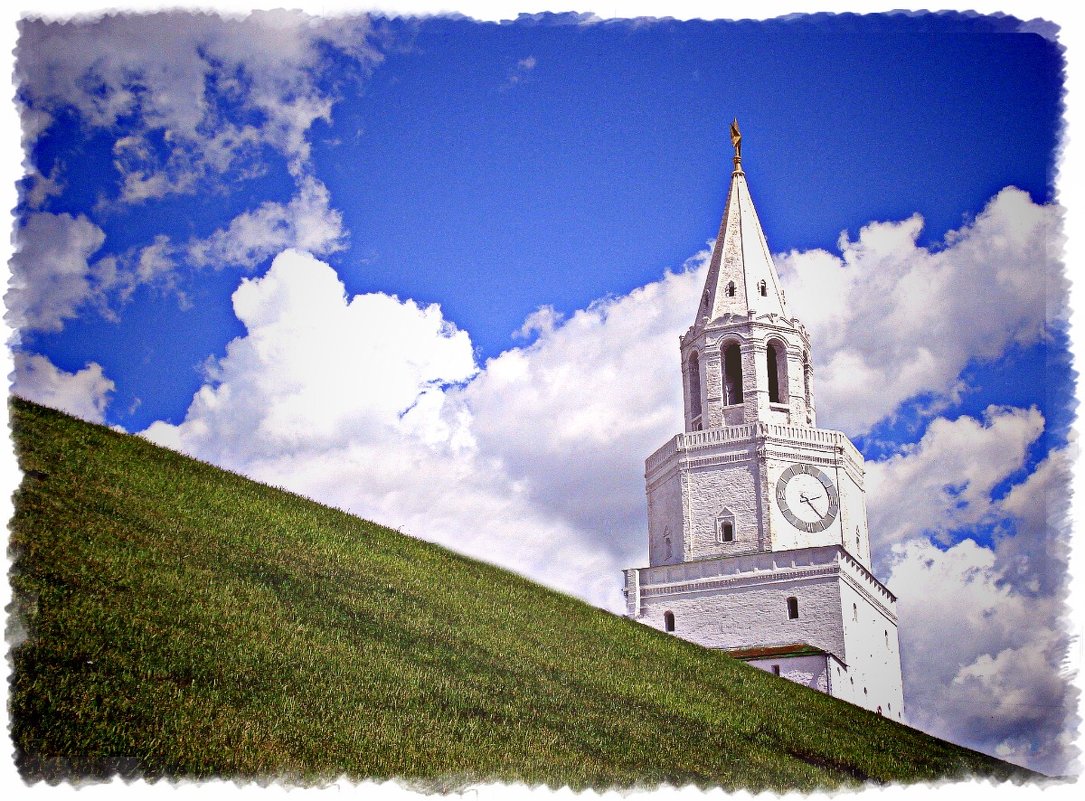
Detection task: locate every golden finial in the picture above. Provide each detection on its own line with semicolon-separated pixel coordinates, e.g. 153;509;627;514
729;118;742;169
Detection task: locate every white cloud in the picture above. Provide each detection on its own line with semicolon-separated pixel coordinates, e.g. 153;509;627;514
11;174;347;332
188;176;346;270
6;211;107;332
458;264;701;555
505;54;537;87
16;12;382;202
995;446;1074;598
11;352;114;423
865;405;1045;559
776;187;1063;434
142;249;624;606
866;411;1075;773
887;536;1074;776
21;163;63;210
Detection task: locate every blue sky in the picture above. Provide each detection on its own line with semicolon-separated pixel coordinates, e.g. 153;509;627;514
4;1;1078;780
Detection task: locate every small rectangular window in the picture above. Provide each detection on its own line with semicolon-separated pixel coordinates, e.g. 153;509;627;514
771;665;780;676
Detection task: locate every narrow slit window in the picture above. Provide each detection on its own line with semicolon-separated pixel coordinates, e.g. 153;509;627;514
664;611;675;632
787;596;799;619
726;280;736;297
771;665;780;676
758;279;767;297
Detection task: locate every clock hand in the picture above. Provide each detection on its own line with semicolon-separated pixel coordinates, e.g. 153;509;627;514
802;496;821;515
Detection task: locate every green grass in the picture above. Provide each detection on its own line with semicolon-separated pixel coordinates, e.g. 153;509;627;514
8;397;1034;788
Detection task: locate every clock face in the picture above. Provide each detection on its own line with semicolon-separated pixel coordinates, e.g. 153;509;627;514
775;464;840;533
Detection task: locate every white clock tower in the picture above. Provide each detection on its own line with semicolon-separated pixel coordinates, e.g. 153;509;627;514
624;122;904;719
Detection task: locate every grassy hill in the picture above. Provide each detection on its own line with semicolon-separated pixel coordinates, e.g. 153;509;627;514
8;397;1034;788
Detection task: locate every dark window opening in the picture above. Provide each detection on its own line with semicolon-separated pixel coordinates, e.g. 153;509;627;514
688;352;702;420
721;521;734;542
723;342;743;405
664;611;675;632
767;340;787;404
726;280;736;297
758;279;767;297
787;596;799;619
771;665;780;676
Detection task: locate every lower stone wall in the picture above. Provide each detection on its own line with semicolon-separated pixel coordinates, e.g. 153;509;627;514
745;653;831;694
637;568;845;662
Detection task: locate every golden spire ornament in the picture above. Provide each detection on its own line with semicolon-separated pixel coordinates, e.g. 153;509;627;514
729;118;742;169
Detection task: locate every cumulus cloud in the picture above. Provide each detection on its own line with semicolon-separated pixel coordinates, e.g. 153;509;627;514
458;265;701;558
6;211;107;332
865;405;1045;560
865;408;1075;773
144;249;476;462
188;176;346;270
16;11;382;202
8;177;348;334
141;250;624;606
776;187;1063;435
11;352;115;423
887;535;1074;776
504;55;537;88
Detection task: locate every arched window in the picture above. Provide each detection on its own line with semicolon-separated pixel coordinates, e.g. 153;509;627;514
664;611;675;632
786;596;799;619
758;279;767;297
767;339;788;404
725;280;736;297
723;342;743;405
688;352;702;420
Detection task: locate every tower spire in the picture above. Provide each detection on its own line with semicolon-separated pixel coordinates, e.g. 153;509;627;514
695;123;789;327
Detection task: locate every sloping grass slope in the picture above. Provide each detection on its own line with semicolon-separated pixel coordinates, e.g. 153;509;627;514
8;398;1031;788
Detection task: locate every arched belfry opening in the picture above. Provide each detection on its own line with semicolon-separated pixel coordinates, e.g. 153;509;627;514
767;339;788;404
688;351;703;426
723;342;743;405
